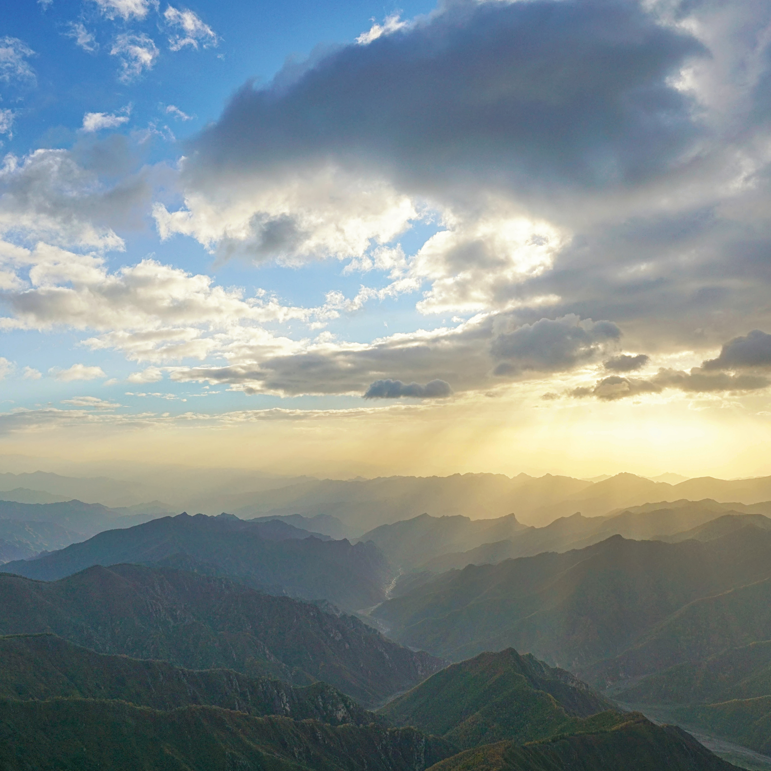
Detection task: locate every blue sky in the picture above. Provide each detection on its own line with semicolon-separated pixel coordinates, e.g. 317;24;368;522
3;0;771;478
2;0;443;413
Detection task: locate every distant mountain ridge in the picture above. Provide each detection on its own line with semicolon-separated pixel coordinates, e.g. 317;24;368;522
0;512;390;611
0;499;166;537
411;501;771;574
218;471;771;530
0;520;84;563
7;467;771;533
0;563;442;706
358;513;527;570
374;527;771;670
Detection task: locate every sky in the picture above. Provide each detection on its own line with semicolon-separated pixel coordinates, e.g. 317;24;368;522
2;0;771;479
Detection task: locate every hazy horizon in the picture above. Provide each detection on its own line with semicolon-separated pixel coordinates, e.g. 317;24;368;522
4;1;771;768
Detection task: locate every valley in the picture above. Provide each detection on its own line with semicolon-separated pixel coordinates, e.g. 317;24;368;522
1;468;771;769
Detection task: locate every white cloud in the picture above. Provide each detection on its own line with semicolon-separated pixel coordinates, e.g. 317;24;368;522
66;23;98;53
127;366;164;383
156;0;771;372
110;34;159;82
81;105;131;133
90;0;152;21
0;147;152;251
0;358;14;379
22;366;41;380
50;364;106;382
411;213;568;314
0;110;14;138
61;396;120;409
356;14;408;45
126;390;184;400
169;310;620;398
154;166;417;265
0;241;327;364
165;104;192;121
0;37;35;85
164;6;218;51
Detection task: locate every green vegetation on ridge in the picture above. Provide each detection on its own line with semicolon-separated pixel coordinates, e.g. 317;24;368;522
0;697;454;771
0;563;442;707
0;633;375;725
425;714;740;771
380;648;615;749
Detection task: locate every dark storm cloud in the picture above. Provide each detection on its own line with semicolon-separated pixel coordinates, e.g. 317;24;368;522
571;374;661;400
703;330;771;370
491;316;620;375
187;0;704;198
173;312;621;396
570;367;770;401
495;202;771;352
363;379;453;399
604;353;650;371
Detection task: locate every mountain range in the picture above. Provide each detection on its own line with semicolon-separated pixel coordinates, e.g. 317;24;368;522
380;649;615;749
9;468;771;534
382;501;771;574
0;498;168;538
0;633;375;725
0;698;455;771
0;563;441;706
0;512;389;611
205;472;771;530
3;465;771;767
0;628;740;771
373;526;771;670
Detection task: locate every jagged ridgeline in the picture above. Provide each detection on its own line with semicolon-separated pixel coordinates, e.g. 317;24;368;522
374;527;771;669
0;634;375;724
0;512;391;611
380;649;616;749
0;632;742;771
378;647;741;770
0;699;455;771
0;564;443;707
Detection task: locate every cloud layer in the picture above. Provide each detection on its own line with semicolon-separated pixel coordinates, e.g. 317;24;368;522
4;0;771;421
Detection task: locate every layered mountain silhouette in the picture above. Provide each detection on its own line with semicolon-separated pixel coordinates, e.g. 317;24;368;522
8;468;771;532
0;471;142;508
0;512;390;611
612;638;771;756
0;519;83;562
379;647;737;770
187;471;771;530
0;633;374;724
373;527;771;670
390;502;771;574
0;498;165;539
0;564;442;706
380;648;614;748
359;513;527;570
